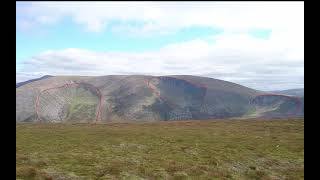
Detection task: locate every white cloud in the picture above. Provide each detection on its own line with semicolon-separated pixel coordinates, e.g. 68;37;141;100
17;30;304;91
16;2;304;91
17;2;304;34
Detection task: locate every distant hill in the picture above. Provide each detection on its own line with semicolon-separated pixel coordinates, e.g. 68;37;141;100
16;75;304;122
272;88;304;97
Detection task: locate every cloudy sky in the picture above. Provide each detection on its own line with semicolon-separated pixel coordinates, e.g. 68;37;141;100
16;2;304;91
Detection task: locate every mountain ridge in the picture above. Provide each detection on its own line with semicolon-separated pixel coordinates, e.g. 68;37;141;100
271;88;304;97
16;75;53;88
16;75;303;122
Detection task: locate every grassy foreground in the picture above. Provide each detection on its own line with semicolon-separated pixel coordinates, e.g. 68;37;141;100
16;119;304;180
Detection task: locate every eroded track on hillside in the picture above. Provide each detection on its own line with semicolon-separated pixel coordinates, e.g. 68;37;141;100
35;81;105;123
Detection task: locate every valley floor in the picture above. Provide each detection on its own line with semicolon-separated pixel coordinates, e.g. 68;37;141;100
16;119;304;180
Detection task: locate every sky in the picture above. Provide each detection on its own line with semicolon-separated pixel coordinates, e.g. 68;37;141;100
16;1;304;91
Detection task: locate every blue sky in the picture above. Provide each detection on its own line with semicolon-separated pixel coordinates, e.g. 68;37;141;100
17;19;223;65
16;2;304;91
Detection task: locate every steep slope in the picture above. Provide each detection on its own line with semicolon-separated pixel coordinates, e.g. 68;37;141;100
16;75;303;122
245;94;303;118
